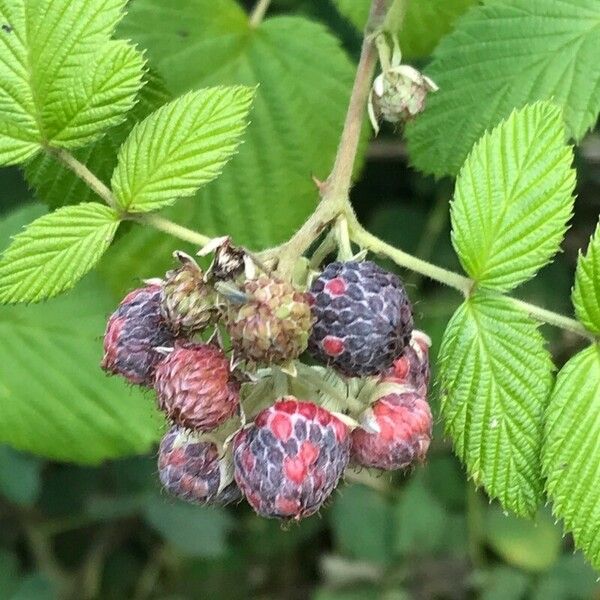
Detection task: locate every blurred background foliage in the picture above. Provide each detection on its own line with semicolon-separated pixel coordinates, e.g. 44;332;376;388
0;0;599;598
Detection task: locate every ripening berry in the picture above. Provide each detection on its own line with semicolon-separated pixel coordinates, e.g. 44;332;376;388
154;342;239;432
158;425;239;505
225;275;314;365
308;261;413;377
233;398;350;519
351;389;432;471
384;329;431;396
160;254;217;335
101;285;175;386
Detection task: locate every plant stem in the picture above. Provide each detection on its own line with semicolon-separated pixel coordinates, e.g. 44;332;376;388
45;146;118;211
249;0;271;27
309;229;338;269
348;214;595;340
45;147;212;248
266;0;390;275
383;0;410;34
348;214;473;294
132;213;211;247
509;297;592;340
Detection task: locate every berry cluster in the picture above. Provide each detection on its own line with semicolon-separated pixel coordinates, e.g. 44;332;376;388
101;240;432;520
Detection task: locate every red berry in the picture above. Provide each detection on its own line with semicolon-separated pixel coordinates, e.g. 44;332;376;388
351;389;432;470
101;285;174;386
233;398;350;519
154;343;239;431
385;329;431;396
158;425;239;505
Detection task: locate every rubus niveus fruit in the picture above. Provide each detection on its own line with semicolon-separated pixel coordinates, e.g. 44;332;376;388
160;252;217;335
308;260;413;377
224;274;313;366
102;285;175;386
233;398;350;519
351;387;432;471
158;425;240;505
154;342;239;431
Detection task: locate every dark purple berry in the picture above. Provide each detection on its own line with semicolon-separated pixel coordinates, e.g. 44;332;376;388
102;285;174;386
158;426;239;505
308;261;413;376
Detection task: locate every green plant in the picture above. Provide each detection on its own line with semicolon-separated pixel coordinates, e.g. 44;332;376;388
0;0;599;581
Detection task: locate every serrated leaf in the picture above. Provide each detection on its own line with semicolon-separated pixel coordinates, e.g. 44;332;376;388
572;221;600;335
332;0;476;58
0;203;120;304
41;39;145;148
439;294;554;516
451;103;576;292
0;205;163;463
111;86;254;213
406;0;600;177
542;345;600;570
0;0;144;165
113;2;357;283
25;71;172;209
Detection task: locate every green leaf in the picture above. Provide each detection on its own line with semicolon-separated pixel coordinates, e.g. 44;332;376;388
451;103;576;292
331;485;394;564
41;40;145;149
0;203;121;304
114;2;357;275
144;494;233;557
332;0;370;31
572;221;600;335
0;0;145;165
0;550;20;597
439;294;554;516
485;505;562;572
0;205;162;463
332;0;476;58
0;446;41;505
25;71;172;209
112;86;254;213
531;555;600;600
478;566;531;600
394;476;447;556
10;574;56;600
542;345;600;570
406;0;600;177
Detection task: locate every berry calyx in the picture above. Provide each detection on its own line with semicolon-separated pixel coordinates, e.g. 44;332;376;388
158;425;239;505
154;342;239;431
225;275;314;366
101;285;174;386
233;398;350;519
308;261;413;377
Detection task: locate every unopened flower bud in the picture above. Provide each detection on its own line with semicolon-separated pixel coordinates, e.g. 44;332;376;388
369;65;438;133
